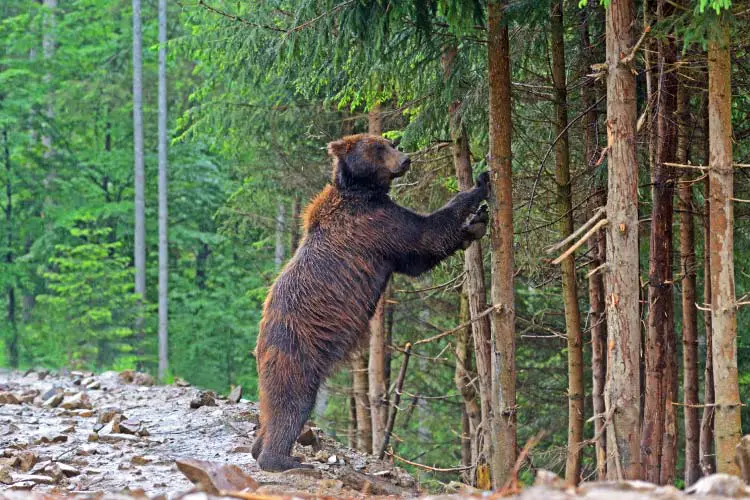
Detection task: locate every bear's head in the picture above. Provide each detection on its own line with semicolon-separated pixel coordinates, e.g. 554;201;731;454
327;134;411;194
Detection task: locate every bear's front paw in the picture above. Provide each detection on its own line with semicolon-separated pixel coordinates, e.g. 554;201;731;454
476;172;490;200
462;205;488;245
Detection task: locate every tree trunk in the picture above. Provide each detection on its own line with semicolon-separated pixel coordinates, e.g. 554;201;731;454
487;0;516;488
550;0;584;484
348;373;357;449
580;5;607;480
352;349;372;453
643;0;677;482
42;0;56;160
700;100;716;476
3;129;17;368
442;45;492;477
457;291;480;481
274;202;285;272
157;0;169;382
677;73;700;487
290;196;301;254
708;24;741;476
604;0;641;480
133;0;146;337
368;104;388;454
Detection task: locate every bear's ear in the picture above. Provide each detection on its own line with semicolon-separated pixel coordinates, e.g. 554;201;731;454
327;139;350;158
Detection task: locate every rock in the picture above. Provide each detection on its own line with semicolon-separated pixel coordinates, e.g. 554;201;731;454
13;473;56;485
0;423;19;436
43;393;64;408
119;419;142;435
0;392;21;405
327;454;338;465
176;459;259;494
98;408;124;424
174;378;190;387
118;370;135;383
19;390;39;404
86;380;101;390
35;433;68;445
297;424;319;447
131;455;153;466
41;386;63;401
338;467;406;496
0;465;12;484
62;425;76;434
132;372;155;386
687;473;749;497
0;457;18;468
87;433;99;442
100;414;122;434
75;409;94;418
228;385;243;403
98;433;139;443
534;469;565;489
190;391;217;409
60;392;92;410
230;446;253;454
313;450;329;462
16;451;37;472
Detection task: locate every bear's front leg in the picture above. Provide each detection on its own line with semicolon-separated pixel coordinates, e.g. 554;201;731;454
460;205;489;249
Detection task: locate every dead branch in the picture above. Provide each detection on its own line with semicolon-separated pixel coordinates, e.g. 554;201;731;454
412;304;501;346
385;450;476;473
552;219;609;265
546;206;605;254
378;343;412;459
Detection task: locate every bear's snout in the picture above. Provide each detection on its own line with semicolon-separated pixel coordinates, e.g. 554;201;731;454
393;155;411;177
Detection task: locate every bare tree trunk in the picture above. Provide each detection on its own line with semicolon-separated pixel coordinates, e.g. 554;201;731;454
457;291;479;481
442;45;492;477
549;1;583;484
580;5;607;480
707;24;741;476
3;129;17;368
604;0;641;480
42;0;56;159
643;0;677;482
487;0;516;487
157;0;169;382
700;99;716;476
677;73;700;487
290;196;301;254
274;202;285;272
352;349;372;453
348;372;357;449
133;0;146;338
367;104;388;454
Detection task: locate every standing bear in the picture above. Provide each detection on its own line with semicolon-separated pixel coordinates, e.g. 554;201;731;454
252;134;490;471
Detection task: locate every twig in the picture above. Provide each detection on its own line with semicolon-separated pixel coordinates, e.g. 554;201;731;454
545;206;605;254
287;0;356;33
385;450;475;473
378;343;412;459
412;304;501;346
552;219;609;265
587;262;609;278
620;25;651;66
196;1;286;32
499;431;546;495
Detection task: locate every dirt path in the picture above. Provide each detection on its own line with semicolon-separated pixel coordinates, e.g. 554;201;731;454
0;369;416;498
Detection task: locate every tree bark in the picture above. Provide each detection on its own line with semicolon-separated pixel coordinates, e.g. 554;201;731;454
133;0;146;337
550;0;584;484
700;100;716;476
708;23;741;476
368;104;388;454
487;0;516;488
157;0;169;382
442;45;492;478
3;129;17;368
580;5;607;481
676;73;700;487
457;291;480;480
643;0;677;482
604;0;641;480
274;202;285;272
352;349;372;453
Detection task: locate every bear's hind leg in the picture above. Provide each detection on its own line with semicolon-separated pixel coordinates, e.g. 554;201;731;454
257;384;317;472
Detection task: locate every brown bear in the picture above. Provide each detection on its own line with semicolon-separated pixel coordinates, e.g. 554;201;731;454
252;134;489;471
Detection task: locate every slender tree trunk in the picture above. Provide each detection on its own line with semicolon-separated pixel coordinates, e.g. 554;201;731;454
457;291;480;481
274;202;285;272
3;129;17;368
580;5;607;480
352;349;372;453
707;23;741;476
442;45;492;477
700;98;716;476
157;0;169;382
643;1;677;482
42;0;56;160
348;372;358;449
290;196;301;254
604;0;641;480
677;73;700;487
487;0;516;487
133;0;146;338
368;105;388;454
550;1;584;484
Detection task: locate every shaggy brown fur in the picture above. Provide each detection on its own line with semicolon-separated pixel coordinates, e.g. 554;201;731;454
252;134;489;471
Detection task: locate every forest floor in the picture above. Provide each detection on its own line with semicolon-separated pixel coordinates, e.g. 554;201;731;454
0;369;748;499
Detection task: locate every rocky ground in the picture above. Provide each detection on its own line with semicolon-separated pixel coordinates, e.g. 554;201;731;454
2;369;750;499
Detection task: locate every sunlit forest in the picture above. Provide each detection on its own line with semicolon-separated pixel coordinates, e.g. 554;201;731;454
3;0;750;490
